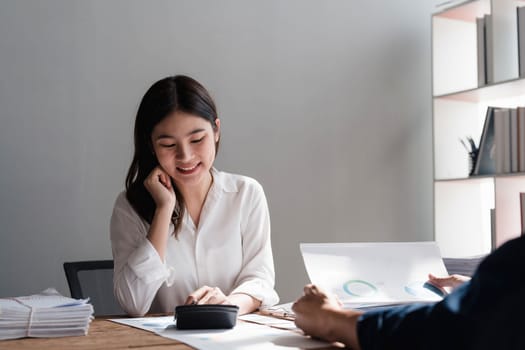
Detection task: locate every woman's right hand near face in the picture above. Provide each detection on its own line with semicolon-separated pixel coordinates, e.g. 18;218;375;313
143;167;176;260
144;166;176;212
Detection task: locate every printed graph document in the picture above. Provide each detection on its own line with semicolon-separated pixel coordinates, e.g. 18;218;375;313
300;242;449;308
110;316;329;350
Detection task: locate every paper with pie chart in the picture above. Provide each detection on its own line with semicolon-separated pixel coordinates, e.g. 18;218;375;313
300;242;449;308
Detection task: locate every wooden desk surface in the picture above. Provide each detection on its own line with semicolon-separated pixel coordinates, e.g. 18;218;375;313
1;317;342;350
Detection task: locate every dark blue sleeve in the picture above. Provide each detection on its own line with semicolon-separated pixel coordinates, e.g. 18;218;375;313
357;236;525;350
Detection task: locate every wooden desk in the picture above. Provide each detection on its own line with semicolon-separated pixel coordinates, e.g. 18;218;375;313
2;317;341;349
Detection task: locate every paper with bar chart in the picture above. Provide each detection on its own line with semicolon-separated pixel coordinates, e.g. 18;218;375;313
300;242;449;308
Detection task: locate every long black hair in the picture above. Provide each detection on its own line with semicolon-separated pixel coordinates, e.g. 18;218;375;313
125;75;219;236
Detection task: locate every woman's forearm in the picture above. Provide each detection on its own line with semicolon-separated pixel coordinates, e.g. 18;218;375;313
227;293;261;315
146;205;173;260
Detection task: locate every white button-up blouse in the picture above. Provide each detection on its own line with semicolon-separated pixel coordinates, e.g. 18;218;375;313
110;168;279;316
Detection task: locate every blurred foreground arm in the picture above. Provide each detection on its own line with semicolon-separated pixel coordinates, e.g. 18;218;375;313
293;236;525;350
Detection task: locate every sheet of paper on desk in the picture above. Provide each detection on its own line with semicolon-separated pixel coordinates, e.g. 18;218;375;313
239;313;298;330
110;316;330;350
300;241;448;308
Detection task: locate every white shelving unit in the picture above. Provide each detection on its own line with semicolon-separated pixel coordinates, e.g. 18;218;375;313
432;0;525;257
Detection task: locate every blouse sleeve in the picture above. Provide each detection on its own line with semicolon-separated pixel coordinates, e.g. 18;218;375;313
229;181;279;307
109;192;176;316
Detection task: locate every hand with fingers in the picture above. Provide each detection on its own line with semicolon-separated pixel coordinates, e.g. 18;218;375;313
292;284;362;347
427;273;471;294
185;285;230;306
144;166;176;211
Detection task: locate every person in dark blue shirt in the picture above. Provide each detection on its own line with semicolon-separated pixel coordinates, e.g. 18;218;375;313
292;236;525;350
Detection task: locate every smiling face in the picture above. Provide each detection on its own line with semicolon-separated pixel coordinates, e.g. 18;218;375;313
151;110;220;192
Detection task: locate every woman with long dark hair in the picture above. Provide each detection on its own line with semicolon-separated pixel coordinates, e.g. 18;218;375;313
110;75;278;316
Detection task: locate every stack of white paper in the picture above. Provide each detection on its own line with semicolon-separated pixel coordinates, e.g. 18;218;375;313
0;288;94;340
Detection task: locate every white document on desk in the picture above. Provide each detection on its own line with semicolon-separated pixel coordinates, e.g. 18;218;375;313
300;241;448;308
110;316;329;350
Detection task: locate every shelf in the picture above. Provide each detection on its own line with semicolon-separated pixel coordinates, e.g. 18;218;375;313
434;0;525;22
435;176;524;257
434;179;494;257
435;173;525;182
432;0;525;257
434;77;525;102
434;0;490;23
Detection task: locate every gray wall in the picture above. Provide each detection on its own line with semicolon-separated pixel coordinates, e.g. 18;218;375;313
0;0;436;303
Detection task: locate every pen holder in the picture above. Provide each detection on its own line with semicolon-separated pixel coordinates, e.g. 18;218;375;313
468;151;478;176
